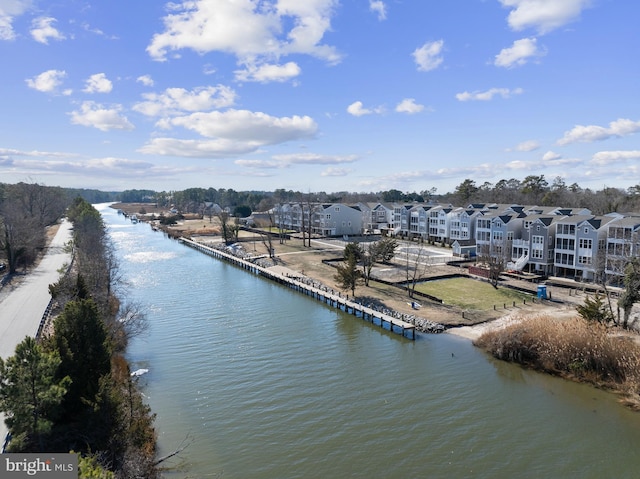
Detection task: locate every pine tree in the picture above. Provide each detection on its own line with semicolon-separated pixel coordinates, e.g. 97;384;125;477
0;336;70;451
334;252;361;297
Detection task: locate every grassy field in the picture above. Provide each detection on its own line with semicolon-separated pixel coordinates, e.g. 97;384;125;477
415;277;532;310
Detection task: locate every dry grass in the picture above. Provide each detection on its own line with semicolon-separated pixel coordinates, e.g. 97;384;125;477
475;315;640;409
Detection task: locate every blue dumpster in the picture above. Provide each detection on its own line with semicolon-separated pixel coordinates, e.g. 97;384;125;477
537;285;547;299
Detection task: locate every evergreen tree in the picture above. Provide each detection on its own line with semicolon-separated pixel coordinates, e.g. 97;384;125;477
49;298;113;451
576;293;613;324
334;252;361;297
0;336;70;451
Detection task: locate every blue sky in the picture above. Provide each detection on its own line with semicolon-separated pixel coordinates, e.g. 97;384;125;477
1;0;638;194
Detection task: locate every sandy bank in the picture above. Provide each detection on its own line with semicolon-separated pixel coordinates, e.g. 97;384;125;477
447;305;580;341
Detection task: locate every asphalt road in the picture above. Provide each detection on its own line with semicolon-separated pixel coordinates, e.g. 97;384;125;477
0;219;72;450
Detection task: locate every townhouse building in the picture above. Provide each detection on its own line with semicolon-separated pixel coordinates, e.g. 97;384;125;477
605;216;640;286
366;202;394;234
428;205;453;243
553;215;616;281
271;199;639;287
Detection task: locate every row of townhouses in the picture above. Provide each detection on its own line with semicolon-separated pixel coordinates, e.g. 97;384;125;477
272;202;640;286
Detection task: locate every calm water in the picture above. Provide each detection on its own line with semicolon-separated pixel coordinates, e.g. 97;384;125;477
99;204;640;479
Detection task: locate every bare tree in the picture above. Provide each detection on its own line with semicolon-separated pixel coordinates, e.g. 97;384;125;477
0;188;49;274
261;211;276;259
405;244;430;298
217;210;239;245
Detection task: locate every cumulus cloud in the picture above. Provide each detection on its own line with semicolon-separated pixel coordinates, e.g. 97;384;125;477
591;150;640;166
167;109;316;142
369;1;387;21
69;101;135;131
25;69;68;93
412;40;444;72
494;37;544;68
0;0;33;40
455;87;523;101
30;16;65;44
347;101;384;116
499;0;591;35
542;150;561;162
136;75;154;87
147;0;341;80
395;98;424;114
83;73;113;93
511;140;540;152
557;118;640;145
235;61;301;83
139;109;317;158
139;138;267;158
133;85;237;117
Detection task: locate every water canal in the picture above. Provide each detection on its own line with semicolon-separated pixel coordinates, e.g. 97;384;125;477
99;204;640;478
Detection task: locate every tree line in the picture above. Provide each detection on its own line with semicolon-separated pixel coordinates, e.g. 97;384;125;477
0;197;158;478
109;176;640;218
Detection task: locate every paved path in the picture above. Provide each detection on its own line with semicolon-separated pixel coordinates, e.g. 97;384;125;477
0;219;73;451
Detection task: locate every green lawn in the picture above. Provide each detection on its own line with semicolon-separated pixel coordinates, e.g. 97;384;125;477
415;277;532;310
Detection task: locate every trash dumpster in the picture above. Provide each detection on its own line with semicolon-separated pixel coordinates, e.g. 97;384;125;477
537;284;547;299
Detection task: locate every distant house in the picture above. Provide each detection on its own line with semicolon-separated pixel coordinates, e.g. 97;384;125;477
312;203;364;237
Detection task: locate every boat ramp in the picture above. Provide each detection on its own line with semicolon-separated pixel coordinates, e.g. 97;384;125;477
179;237;416;340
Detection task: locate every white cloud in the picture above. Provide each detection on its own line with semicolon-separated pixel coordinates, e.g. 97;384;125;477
0;0;33;41
512;140;540;152
136;75;154;87
133;85;237;117
139;138;265;158
395;98;424;114
167;109;316;142
347;101;384;116
591;150;640;166
25;69;67;93
235;159;283;169
412;40;444;72
147;0;341;74
557;118;640;145
140;109;318;158
455;87;523;101
30;16;65;44
235;153;358;170
321;167;351;177
69;101;135;132
235;61;301;83
347;101;369;117
499;0;591;35
271;152;358;165
540;150;581;165
369;1;387;21
494;37;544;68
83;73;113;93
542;150;561;162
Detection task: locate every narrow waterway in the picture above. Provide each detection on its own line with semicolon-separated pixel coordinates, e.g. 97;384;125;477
100;204;640;479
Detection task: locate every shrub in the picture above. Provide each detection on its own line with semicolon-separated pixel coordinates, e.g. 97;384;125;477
475;315;640;387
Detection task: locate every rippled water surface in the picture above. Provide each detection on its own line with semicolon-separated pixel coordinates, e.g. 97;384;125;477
100;204;640;479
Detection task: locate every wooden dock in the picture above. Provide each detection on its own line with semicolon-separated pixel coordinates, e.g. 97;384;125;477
180;238;416;340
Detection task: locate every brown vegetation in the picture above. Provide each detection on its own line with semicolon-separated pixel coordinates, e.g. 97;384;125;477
475;314;640;409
